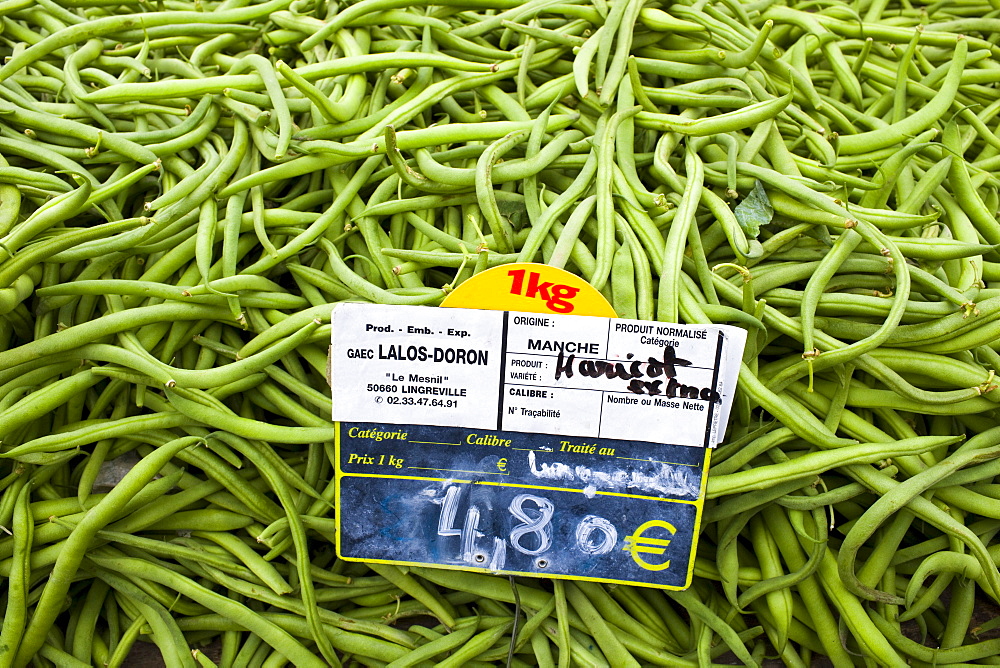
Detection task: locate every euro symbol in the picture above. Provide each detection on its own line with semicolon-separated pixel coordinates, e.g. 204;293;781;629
623;520;677;571
497;458;508;472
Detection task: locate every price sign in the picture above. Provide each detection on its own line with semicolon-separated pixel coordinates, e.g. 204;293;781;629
330;265;746;589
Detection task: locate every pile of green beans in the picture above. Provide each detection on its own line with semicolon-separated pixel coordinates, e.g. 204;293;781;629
4;0;1000;664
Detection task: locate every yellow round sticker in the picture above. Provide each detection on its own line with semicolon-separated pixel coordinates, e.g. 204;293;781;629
441;263;616;317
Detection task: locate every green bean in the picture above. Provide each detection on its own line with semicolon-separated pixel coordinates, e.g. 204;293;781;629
381;622;475;668
196;560;418;650
658;147;703;323
414;131;584;188
844;38;969;152
0;1;266;80
800;228;863;388
746;513;793;650
553;583;635;666
87;52;493;104
94;531;252;582
92;551;328;668
66;580;110;665
182;610;408;663
870;607;1000;664
11;435;201;663
475;131;529;254
709;435;959;498
583;105;635;291
191;531;292;595
0;482;32;668
432;620;511;667
637;93;791;136
610;234;637;319
0;370;104;440
224;57;290;160
839;427;1000;600
0;216;151;289
0;176;90;256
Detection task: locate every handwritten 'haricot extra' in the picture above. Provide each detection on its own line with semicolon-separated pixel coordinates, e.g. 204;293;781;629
553;345;722;402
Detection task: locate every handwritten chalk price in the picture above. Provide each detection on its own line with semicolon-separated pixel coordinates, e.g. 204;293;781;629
431;483;676;573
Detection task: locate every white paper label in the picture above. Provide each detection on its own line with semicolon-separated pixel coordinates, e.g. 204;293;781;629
331;304;745;448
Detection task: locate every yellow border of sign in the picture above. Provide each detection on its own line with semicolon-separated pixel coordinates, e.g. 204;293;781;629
335;263;711;590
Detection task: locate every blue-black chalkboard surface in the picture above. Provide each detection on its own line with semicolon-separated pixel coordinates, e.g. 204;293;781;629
330;300;745;589
337;422;708;588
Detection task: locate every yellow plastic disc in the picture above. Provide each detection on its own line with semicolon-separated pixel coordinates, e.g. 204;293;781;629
441;263;616;317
